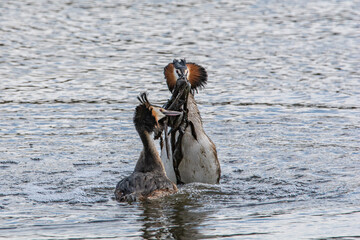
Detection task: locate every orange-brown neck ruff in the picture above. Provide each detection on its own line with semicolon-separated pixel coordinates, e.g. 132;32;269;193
186;62;207;91
164;62;208;92
164;63;176;92
150;107;159;123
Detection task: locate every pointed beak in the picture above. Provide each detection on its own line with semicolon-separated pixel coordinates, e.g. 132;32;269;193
152;107;181;122
160;108;182;117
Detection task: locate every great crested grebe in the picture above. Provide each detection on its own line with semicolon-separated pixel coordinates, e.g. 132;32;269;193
160;59;221;184
115;93;181;202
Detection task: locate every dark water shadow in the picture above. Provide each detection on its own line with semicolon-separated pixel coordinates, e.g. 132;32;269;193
137;191;215;239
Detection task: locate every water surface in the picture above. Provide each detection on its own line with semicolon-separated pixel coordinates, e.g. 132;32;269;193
1;0;360;239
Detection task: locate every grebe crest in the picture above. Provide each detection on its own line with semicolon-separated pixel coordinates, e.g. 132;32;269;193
134;92;180;134
134;93;161;133
164;59;208;93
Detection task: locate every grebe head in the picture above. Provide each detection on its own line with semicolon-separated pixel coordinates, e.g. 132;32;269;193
173;59;189;79
134;93;181;133
164;59;208;93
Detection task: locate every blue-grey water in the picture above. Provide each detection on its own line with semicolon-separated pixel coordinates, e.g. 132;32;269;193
1;0;360;239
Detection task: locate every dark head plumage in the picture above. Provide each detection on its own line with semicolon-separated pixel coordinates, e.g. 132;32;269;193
173;59;187;72
134;93;157;133
134;93;181;133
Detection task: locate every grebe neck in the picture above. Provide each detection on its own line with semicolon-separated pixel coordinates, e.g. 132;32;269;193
134;129;165;173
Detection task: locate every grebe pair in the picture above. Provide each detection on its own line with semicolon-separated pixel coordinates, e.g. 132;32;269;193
115;60;221;201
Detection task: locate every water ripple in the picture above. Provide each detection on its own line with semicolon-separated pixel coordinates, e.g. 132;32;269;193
1;0;360;239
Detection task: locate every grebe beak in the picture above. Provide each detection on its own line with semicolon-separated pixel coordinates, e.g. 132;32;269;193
153;107;181;121
161;108;182;117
